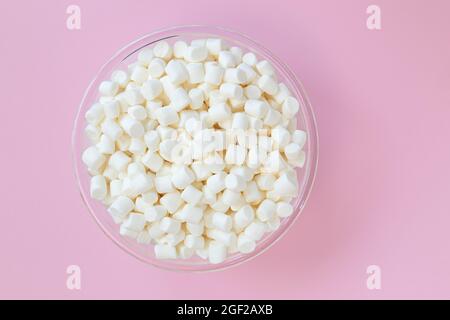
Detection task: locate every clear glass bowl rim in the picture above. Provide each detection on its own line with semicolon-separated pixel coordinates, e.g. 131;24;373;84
72;25;319;272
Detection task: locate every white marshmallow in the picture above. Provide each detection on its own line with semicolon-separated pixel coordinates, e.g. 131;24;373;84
131;173;153;194
204;63;225;85
208;102;231;123
130;65;148;84
242;52;257;66
224;68;247;84
178;244;194;259
208;240;227;264
90;175;107;200
221;189;242;207
122;212;146;232
173;41;188;58
244;99;269;118
186;63;205;84
174;204;203;223
256;199;276;222
171;165;195;189
225;173;246;192
256;60;275;76
218;51;236;68
154;175;175;193
184;45;208;62
111;70;129;88
96;133;115;154
155;106;179;126
170;87;191;111
144;205;167;222
120;115;145;138
206;38;224;55
206;172;227;194
101;119;123;141
108;151;131;172
165;59;189;85
211;211;232;232
108;196;134;220
244;85;262;100
82;146;105;170
282;96;299;118
148;58;166;78
244;221;266;241
181;185;203;205
273;172;298;197
184;234;204;249
237;234;256;254
148;222;165;239
103;100;120;119
160;192;183;214
159;217;181;234
264;107;282;127
188;88;204;109
154;244;177;259
220;83;243;100
99;81;119;97
234;205;255;229
255;173;276;191
186;221;204;236
153;41;172;60
137;48;154;65
141;79;163;100
258;75;279;95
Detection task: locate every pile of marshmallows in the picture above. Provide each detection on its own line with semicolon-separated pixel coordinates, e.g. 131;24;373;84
82;38;307;264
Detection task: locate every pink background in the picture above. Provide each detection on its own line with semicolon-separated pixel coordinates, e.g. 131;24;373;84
1;0;449;299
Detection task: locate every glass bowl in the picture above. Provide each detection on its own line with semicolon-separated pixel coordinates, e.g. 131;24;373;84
72;25;318;272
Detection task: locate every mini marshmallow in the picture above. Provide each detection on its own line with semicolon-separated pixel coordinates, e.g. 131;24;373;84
101;119;123;141
82;146;105;171
144;205;167;222
186;221;204;237
154;244;177;259
186;63;205;84
108;196;134;220
122;212;146;232
256;60;275;76
148;58;166;78
255;173;276;191
264;107;282;127
178;244;194;259
206;172;227;194
282;96;300;118
181;185;203;205
206;38;224;55
258;75;279;95
137;48;154;65
155;106;179;126
221;189;242;207
103;100;120;119
109;151;131;172
120;224;138;238
111;70;129;88
244;221;266;241
159;217;181;234
160;192;183;214
141;79;163;100
208;102;231;123
184;234;205;249
244;85;262;100
131;173;153;194
153;41;172;60
242;52;257;66
237;234;256;254
230;47;243;63
220;83;243;100
188;88;204;109
218;51;236;68
256;199;276;222
120;115;145;138
174;204;203;223
224;68;247;84
204;63;225;85
271;126;291;149
165;59;189;85
171;165;195;189
244;99;269;119
208;240;227;264
141;151;163;173
109;179;122;198
211;211;232;232
90;175;107;200
234;205;255;229
225;173;246;192
148;222;165;239
284;143;302;161
130;65;148;84
170;87;191;111
291;130;307;149
128;105;147;121
184;45;208;62
276;201;293;218
224;144;246;165
124;89;145;105
231;112;249;130
273;172;298;197
96;134;115;155
99;81;119;97
206;229;236;247
154;175;175;193
173;41;188;58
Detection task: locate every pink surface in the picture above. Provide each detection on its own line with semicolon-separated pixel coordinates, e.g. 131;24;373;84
1;0;450;299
